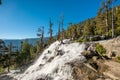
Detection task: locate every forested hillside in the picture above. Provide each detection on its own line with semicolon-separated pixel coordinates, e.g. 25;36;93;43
58;3;120;41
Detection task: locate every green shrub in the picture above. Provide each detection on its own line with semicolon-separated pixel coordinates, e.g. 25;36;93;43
83;38;88;42
117;56;120;60
95;43;106;56
0;66;5;73
10;65;15;70
90;37;94;41
77;37;83;42
77;37;89;42
108;30;112;37
116;56;120;63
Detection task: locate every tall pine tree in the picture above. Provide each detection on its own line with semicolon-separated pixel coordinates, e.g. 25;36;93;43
37;26;44;52
48;18;53;44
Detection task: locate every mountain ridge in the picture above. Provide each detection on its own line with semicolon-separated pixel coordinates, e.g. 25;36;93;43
3;37;49;51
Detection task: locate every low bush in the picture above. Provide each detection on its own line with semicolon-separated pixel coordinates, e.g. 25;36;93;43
95;43;106;57
10;65;15;70
77;37;89;42
0;66;5;73
116;56;120;63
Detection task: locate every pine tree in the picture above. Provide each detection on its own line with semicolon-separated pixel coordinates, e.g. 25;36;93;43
115;5;120;35
98;0;117;37
66;23;72;39
8;42;12;72
57;23;61;40
111;0;117;37
77;24;83;37
84;19;92;36
37;26;44;52
96;14;106;35
98;0;112;36
61;15;64;40
21;39;31;63
72;24;78;40
30;46;36;59
91;19;97;35
48;18;53;44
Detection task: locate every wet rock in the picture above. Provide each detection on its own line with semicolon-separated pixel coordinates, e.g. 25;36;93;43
56;50;64;56
81;51;97;59
48;50;52;54
90;35;102;41
48;57;54;62
111;51;116;58
37;74;53;80
92;56;98;61
0;74;13;80
32;70;35;73
107;51;116;59
90;62;99;70
42;56;47;60
62;39;71;44
71;62;99;80
84;43;90;50
39;64;44;67
87;43;96;51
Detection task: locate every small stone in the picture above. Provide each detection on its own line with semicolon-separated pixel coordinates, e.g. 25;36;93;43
92;56;98;61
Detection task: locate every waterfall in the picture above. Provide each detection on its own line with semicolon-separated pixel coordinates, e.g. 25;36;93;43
13;40;87;80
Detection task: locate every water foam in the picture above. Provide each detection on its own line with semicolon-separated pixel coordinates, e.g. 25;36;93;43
13;40;86;80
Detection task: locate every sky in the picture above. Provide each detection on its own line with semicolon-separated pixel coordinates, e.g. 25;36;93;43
0;0;120;39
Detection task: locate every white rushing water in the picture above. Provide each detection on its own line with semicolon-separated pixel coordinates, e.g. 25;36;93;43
12;39;87;80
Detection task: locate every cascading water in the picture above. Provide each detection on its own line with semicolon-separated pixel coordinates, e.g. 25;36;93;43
12;39;87;80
